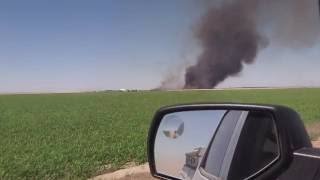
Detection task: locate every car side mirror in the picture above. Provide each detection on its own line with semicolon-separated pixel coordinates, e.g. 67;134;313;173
147;103;311;180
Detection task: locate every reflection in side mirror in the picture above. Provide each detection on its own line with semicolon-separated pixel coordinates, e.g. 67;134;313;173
148;104;312;180
162;114;184;139
154;110;226;179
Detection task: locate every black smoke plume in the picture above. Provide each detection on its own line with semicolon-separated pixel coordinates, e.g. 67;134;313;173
182;0;319;89
184;0;266;89
157;0;319;90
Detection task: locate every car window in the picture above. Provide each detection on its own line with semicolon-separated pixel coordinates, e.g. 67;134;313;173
227;111;279;180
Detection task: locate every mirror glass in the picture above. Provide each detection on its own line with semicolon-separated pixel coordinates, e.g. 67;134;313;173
153;110;279;180
154;110;227;179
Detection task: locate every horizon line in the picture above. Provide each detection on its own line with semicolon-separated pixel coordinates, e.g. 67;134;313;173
1;86;319;95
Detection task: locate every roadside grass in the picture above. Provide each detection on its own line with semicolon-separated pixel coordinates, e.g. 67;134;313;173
0;88;320;179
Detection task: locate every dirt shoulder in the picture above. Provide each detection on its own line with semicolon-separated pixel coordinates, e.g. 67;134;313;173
312;140;320;148
90;163;155;180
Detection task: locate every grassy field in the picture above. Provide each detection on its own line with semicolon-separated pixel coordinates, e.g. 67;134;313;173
0;88;320;179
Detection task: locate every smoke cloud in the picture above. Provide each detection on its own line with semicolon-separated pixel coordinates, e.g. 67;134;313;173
259;0;320;48
164;0;320;89
185;0;266;89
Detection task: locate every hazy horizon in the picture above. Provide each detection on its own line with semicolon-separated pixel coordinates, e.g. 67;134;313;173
1;0;320;93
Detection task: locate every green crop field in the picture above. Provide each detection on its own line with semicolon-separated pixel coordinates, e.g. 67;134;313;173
1;88;320;179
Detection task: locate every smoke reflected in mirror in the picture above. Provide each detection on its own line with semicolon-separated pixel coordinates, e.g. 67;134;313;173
162;114;184;139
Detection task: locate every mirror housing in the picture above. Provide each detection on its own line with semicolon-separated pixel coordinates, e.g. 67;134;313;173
147;103;311;180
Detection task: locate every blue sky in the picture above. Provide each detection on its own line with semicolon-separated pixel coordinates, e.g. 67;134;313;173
0;0;319;93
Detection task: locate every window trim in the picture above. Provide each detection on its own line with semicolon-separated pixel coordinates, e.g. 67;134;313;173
220;111;249;179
